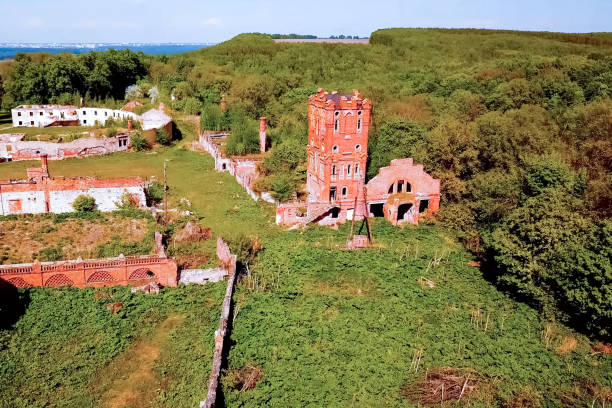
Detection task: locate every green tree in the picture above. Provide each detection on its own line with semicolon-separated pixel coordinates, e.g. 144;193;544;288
368;120;427;178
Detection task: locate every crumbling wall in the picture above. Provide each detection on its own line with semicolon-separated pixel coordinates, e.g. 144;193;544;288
201;237;237;408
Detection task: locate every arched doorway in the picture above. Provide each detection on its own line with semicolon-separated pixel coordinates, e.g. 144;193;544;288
397;203;413;222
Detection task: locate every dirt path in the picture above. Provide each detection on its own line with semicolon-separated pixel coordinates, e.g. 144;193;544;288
99;314;185;408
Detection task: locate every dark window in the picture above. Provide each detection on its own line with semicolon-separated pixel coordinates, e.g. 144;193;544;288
341;186;347;196
30;121;34;125
39;112;43;116
357;118;362;131
330;207;340;218
94;111;97;115
334;120;339;132
83;110;86;115
18;112;21;116
388;184;394;194
419;200;429;213
30;112;33;116
83;120;87;124
406;182;412;192
18;121;22;126
398;180;404;193
332;145;339;153
398;203;413;220
329;186;337;201
347;165;351;176
370;203;384;217
332;165;336;175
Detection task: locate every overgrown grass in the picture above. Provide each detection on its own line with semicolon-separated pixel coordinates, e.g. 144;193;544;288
0;284;225;408
223;221;612;407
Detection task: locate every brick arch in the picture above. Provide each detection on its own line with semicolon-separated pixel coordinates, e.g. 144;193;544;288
129;268;155;280
7;277;32;289
86;271;116;283
45;274;74;287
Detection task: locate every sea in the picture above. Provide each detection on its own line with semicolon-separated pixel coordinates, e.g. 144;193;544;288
0;43;213;61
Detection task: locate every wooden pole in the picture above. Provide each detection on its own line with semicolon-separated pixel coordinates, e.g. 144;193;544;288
363;186;373;244
163;161;168;225
348;190;359;242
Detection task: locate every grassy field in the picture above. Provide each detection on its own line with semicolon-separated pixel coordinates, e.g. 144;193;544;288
0;284;225;408
223;222;612;407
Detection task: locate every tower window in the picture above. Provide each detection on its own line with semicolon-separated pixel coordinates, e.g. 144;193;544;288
398;180;404;192
355;144;361;152
355;163;359;176
332;145;339;153
332;165;336;175
358;110;362;116
357;118;362;131
347;164;351;176
341;186;348;197
334;119;339;132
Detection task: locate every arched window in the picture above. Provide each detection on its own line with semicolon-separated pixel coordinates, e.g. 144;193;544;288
355;144;361;152
334;119;339;132
357;118;362;132
398;180;404;193
347;164;351;176
406;182;412;192
358;110;362;116
332;165;336;175
332;145;339;153
388;184;394;194
354;163;359;177
341;186;348;196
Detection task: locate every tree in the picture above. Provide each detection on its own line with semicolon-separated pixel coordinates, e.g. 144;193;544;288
156;128;170;145
368;120;427;178
72;195;96;212
131;132;148;151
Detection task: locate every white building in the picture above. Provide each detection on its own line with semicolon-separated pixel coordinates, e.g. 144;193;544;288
11;105;139;128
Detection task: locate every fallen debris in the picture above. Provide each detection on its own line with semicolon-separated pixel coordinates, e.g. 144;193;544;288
131;282;161;294
106;302;123;314
401;367;482;405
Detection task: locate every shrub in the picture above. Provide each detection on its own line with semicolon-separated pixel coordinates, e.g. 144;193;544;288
131;132;148;151
156;128;170;145
270;174;293;202
145;181;164;206
72;195;96;212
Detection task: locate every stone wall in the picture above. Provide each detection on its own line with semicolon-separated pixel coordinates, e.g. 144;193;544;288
198;132;274;203
0;135;130;162
201;237;237;408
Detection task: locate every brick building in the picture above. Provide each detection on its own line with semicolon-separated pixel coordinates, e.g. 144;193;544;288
276;89;440;226
0;155;146;215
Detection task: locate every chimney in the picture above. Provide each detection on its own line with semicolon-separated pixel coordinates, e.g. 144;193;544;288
127;119;133;131
259;117;267;154
220;95;226;112
40;154;49;177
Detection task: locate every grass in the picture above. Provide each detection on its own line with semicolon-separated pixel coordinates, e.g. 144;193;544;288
222;221;612;407
0;284;225;408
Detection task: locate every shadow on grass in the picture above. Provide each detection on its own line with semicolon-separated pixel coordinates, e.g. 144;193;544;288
0;281;30;329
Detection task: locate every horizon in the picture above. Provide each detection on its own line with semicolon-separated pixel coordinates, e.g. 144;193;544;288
0;0;610;43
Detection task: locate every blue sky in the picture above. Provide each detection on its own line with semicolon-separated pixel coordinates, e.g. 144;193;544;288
0;0;609;43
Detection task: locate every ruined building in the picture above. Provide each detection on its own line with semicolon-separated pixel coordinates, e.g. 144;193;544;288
276;89;440;226
0;155;146;215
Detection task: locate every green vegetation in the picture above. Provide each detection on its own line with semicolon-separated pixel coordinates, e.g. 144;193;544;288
0;284;224;408
72;194;97;212
223;222;612;407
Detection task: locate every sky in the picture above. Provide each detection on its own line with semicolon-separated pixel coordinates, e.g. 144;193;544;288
0;0;610;43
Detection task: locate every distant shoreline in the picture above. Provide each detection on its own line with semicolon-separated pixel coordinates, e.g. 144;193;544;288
0;43;213;61
274;38;369;44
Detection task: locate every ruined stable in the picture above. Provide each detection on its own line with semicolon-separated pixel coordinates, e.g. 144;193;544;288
276;89;440;226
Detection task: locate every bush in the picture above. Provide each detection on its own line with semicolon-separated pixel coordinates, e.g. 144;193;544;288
270;174;293;202
145;181;164;206
156;128;171;145
131;132;148;151
72;195;96;212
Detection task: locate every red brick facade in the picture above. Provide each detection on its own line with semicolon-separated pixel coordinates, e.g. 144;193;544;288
0;255;178;289
276;89;440;226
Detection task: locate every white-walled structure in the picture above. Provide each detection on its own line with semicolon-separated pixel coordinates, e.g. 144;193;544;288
11;105;139;128
0;155;146;215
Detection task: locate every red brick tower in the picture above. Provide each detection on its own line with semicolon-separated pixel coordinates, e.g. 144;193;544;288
306;89;371;221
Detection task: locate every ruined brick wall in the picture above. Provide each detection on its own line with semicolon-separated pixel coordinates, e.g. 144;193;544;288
0;161;146;215
0;254;178;289
365;158;440;225
1;135;130;162
198;131;275;203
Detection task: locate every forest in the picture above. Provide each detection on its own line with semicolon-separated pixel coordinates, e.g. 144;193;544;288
0;28;610;341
